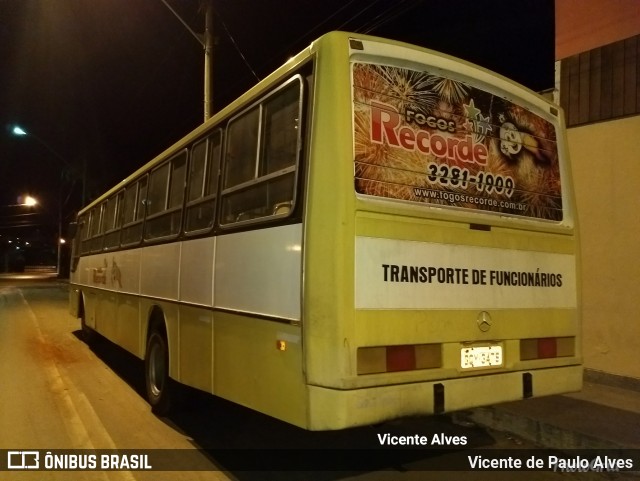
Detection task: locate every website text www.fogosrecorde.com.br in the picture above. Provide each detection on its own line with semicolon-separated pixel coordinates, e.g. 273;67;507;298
413;187;527;212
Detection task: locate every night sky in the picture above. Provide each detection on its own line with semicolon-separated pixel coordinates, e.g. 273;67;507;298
0;0;554;235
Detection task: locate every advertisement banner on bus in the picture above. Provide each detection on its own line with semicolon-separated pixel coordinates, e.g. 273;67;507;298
352;62;563;221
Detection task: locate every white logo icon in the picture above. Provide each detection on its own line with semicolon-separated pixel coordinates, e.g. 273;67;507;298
7;451;40;470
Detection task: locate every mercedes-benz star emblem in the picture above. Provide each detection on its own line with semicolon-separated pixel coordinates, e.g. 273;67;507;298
477;311;492;332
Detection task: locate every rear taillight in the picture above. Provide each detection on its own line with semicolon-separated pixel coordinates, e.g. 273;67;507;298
357;344;441;375
520;337;575;360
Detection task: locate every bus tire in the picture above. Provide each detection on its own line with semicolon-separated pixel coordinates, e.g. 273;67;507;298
145;328;173;415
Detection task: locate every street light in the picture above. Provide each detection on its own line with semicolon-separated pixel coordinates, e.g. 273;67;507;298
22;195;38;207
7;195;38;208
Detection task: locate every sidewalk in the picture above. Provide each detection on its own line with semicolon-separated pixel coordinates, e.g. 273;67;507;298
469;377;640;451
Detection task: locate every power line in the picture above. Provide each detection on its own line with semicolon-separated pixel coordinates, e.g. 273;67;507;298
218;0;363;88
360;0;422;34
290;0;360;45
216;13;261;82
334;0;387;32
199;1;424;110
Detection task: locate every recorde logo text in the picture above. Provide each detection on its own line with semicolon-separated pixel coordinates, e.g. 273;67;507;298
369;101;488;166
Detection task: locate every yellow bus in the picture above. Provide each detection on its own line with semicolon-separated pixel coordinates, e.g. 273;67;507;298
69;31;581;431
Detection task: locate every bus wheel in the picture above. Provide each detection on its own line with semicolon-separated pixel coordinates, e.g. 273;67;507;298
145;329;172;415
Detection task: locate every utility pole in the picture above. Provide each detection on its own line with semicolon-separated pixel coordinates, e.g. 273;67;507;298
161;0;214;121
204;2;214;121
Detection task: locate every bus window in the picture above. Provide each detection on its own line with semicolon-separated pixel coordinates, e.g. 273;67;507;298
121;177;146;246
145;151;187;240
169;157;186;206
88;204;105;253
185;131;221;233
262;81;300;175
147;163;170;217
224;108;259;190
79;213;91;254
206;132;222;198
221;77;301;224
187;140;207;203
103;192;123;249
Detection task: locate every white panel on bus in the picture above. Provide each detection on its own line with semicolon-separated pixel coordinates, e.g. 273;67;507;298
116;249;141;295
179;236;215;306
214;224;302;321
140;243;181;301
75;249;140;295
356;236;577;310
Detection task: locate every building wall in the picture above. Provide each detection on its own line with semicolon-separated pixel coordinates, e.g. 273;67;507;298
556;0;640;59
560;35;640;127
568;116;640;379
557;0;640;381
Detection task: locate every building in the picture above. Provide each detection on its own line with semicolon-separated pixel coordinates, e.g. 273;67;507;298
556;0;640;385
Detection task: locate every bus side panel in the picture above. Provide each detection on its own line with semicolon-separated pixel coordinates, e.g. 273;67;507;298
179;237;215;306
179;305;214;393
70;248;145;357
84;288;98;331
96;288;118;342
116;292;141;358
83;248;143;357
214;224;302;321
213;312;307;428
178;237;215;392
139;243;181;380
71;256;97;330
114;248;142;357
302;33;357;390
211;224;306;426
140;243;181;301
69;285;81;318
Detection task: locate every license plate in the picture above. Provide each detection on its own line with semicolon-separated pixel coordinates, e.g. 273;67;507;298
460;345;503;369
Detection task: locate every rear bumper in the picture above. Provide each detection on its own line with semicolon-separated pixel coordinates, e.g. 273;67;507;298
307;365;583;430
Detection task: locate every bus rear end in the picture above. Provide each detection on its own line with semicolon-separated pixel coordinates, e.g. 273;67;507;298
303;32;580;430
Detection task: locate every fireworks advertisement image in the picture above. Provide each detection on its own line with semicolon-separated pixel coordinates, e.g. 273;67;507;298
352;62;563;221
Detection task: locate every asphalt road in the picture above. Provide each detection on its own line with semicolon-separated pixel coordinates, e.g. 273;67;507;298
0;276;578;481
0;278;227;481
